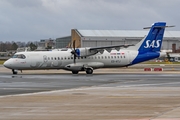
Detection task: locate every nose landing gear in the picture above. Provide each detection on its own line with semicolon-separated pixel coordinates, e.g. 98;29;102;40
12;69;18;74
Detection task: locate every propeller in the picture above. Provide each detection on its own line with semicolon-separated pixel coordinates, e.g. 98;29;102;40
70;41;78;64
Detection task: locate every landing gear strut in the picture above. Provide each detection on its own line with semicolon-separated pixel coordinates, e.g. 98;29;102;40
12;69;18;74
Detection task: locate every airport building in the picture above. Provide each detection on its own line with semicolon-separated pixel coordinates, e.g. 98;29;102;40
37;38;56;50
55;29;180;52
56;36;71;48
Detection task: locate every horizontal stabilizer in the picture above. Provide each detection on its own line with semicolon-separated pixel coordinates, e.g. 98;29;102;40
143;25;175;29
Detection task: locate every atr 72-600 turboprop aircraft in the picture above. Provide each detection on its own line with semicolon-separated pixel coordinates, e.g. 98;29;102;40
4;22;168;74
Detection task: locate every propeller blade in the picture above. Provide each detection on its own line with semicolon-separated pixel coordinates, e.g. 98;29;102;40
74;54;76;64
73;40;76;50
73;40;76;64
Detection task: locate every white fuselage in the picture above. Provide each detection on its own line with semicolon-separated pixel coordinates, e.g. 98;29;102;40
3;22;167;74
4;49;139;70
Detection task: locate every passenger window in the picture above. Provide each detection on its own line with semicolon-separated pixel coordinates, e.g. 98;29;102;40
51;57;53;60
108;56;110;59
54;57;56;60
58;57;60;60
111;56;113;59
101;56;103;59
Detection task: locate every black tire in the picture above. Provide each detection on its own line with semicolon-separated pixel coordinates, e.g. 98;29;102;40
86;68;93;74
72;71;79;74
12;69;17;74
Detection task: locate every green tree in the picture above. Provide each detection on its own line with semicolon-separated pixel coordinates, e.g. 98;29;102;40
29;42;37;51
11;42;18;50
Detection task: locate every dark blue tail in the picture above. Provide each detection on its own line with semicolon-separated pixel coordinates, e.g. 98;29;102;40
138;22;166;53
130;22;166;65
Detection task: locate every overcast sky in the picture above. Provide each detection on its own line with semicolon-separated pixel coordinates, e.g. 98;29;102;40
0;0;179;42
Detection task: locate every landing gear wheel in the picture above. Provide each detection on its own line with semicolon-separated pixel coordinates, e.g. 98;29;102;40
72;71;79;74
86;68;93;74
12;69;18;74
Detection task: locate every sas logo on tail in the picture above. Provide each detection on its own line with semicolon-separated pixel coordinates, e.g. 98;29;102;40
144;40;161;48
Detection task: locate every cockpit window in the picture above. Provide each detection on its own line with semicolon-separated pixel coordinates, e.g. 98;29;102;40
12;54;26;59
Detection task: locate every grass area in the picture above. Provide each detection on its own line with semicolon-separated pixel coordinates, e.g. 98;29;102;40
0;60;5;64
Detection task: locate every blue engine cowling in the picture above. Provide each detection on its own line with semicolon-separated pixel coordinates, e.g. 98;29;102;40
75;48;98;57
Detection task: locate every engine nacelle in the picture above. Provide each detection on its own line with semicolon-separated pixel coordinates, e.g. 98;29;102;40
65;63;83;71
75;48;98;57
64;62;104;71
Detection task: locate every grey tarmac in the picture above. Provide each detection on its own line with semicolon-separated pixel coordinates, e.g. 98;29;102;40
1;65;180;120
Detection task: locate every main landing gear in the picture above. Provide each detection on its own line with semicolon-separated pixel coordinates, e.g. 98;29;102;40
72;67;93;74
85;68;93;74
72;71;79;74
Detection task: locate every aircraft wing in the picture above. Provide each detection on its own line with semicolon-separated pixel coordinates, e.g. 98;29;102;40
89;44;134;53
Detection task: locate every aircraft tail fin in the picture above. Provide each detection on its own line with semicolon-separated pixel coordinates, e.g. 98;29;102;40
129;22;166;53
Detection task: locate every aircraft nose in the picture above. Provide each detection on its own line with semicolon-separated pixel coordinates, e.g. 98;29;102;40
3;60;12;69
